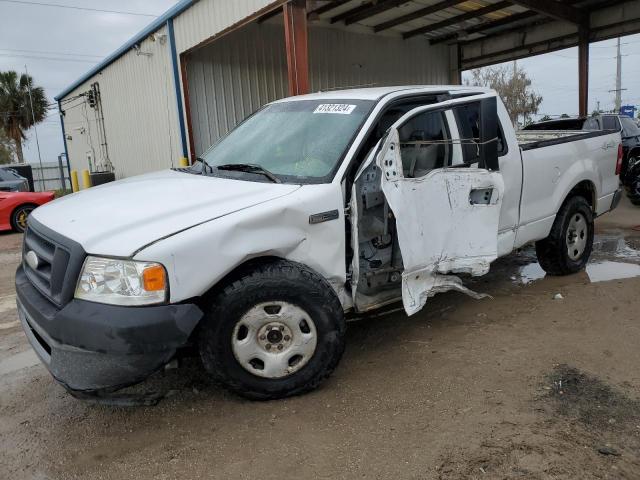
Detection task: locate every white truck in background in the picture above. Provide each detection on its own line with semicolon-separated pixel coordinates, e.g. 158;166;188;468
16;86;622;401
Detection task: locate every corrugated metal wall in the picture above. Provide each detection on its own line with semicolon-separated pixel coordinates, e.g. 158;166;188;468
308;26;450;91
61;24;182;179
59;0;284;178
174;0;281;52
186;22;451;155
186;22;288;154
59;0;451;178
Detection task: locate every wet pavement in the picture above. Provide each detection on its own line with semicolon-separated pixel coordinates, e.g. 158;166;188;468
486;229;640;287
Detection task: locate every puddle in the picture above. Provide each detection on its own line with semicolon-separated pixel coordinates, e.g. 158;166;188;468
503;231;640;285
0;349;40;376
517;262;546;284
586;261;640;283
593;233;640;261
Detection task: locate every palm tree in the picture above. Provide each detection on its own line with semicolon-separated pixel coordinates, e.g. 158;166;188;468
0;71;48;164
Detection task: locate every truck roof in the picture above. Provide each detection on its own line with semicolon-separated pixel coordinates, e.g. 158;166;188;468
272;85;493;102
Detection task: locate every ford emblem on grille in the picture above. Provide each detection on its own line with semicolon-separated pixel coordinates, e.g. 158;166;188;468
25;251;40;270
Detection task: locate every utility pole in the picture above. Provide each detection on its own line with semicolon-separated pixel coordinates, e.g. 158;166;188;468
609;38;627;113
615;37;622;111
24;65;45;191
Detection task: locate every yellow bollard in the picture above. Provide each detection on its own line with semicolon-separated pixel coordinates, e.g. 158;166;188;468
178;157;189;167
82;169;92;189
70;170;80;193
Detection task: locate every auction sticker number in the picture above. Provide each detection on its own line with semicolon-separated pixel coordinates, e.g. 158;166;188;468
313;104;357;114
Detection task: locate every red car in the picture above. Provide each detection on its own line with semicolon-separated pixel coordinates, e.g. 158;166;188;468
0;191;55;233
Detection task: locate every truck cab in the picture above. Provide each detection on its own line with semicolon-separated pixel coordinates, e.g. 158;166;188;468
16;86;622;400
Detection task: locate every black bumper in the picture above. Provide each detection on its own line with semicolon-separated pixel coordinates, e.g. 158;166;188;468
15;266;203;393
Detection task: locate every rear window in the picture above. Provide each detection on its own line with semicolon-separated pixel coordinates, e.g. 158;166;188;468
602;116;620;131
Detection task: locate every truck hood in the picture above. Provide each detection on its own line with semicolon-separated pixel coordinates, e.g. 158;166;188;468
31;170;300;257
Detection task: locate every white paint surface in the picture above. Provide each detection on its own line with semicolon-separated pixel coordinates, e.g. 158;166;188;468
377;129;504;315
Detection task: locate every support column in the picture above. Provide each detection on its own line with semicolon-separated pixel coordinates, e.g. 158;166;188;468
167;18;189;164
578;26;589;117
283;0;309;96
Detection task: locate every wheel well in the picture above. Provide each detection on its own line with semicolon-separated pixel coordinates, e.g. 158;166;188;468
199;256;287;302
566;181;596;211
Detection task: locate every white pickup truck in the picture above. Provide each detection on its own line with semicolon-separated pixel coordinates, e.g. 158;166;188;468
16;86;622;401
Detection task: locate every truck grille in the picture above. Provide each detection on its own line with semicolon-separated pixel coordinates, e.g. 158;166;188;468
22;221;84;307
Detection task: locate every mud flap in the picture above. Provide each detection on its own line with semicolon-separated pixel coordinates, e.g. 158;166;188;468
377;129;504;315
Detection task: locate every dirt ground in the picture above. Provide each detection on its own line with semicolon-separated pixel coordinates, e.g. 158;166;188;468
2;198;640;480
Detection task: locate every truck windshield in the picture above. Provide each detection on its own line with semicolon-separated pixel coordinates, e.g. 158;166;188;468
200;99;374;183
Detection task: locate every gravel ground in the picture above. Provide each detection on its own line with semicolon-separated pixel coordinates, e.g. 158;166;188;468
1;198;640;479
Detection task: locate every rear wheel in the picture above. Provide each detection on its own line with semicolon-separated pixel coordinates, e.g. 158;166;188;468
10;204;35;233
535;196;594;275
198;260;346;400
625;168;640;204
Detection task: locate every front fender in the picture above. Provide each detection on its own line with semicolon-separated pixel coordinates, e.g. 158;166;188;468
133;183;348;306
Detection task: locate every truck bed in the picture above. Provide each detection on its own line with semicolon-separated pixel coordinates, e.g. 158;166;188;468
515;129;610;150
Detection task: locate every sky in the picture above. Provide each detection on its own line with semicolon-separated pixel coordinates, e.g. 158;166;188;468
0;0;176;164
0;0;639;165
462;35;640;121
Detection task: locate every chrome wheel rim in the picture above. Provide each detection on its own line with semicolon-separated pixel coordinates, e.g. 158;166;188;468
231;301;317;379
566;212;588;261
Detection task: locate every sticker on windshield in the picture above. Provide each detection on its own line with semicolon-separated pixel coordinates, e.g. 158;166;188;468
313;104;357;115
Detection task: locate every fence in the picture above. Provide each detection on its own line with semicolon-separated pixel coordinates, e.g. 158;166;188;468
30;159;71;192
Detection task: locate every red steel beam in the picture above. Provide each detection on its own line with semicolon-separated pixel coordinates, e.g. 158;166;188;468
283;0;310;96
578;27;589;116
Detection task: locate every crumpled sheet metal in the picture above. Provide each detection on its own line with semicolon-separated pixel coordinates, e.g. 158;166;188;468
377;129;504;315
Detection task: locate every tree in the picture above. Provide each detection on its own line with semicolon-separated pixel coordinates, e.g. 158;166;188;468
0;71;48;164
540;115;552;122
560;113;570;118
0;129;14;164
466;63;543;127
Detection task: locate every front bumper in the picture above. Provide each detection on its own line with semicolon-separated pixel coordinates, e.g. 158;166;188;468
15;266;203;393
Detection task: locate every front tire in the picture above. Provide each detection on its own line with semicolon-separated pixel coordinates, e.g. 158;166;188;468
535;196;594;275
198;260;346;400
10;204;35;233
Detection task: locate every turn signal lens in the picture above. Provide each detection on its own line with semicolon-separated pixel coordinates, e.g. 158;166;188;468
143;264;166;291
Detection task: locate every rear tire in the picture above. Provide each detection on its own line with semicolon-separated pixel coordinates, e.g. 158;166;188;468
198;260;346;400
535;196;594;276
10;204;36;233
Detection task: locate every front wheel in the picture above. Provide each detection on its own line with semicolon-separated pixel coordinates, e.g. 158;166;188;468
11;204;35;233
535;196;594;276
198;260;346;400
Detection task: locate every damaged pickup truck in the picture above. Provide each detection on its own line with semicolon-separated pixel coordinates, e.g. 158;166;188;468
16;86;623;400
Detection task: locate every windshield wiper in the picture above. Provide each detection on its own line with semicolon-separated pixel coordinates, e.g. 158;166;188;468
194;157;215;176
216;163;281;183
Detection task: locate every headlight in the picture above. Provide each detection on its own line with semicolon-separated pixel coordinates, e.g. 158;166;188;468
75;256;168;306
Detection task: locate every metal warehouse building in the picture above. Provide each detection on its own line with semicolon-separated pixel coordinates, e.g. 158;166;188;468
56;0;640;180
